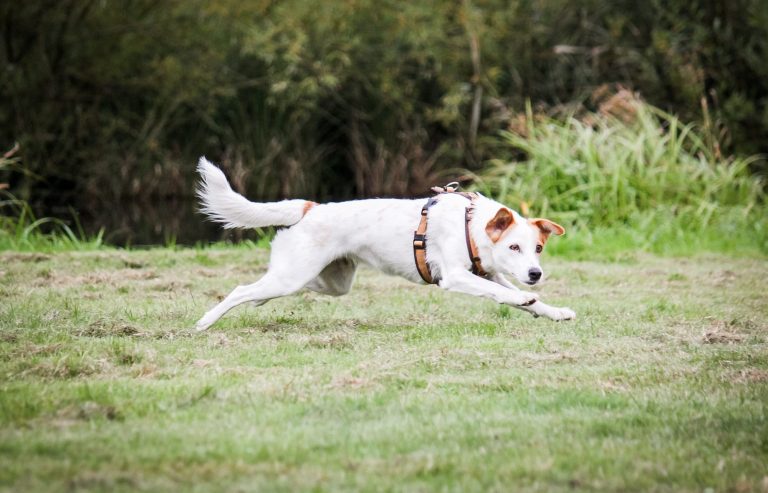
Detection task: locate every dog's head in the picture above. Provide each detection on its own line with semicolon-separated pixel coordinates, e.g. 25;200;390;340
483;207;564;285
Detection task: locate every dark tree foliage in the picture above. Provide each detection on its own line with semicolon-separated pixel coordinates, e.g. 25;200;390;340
1;0;766;209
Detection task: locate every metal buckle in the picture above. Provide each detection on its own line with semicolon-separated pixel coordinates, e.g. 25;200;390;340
443;181;460;192
431;181;461;194
413;233;427;249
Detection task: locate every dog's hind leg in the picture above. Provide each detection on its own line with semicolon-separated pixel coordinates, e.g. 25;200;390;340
305;258;357;296
195;232;333;331
195;271;308;331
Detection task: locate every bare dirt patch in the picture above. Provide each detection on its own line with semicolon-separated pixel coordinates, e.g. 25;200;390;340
702;320;747;344
49;269;159;288
10;343;63;359
21;357;111;379
0;253;51;263
729;368;768;384
78;320;140;337
56;401;121;422
328;374;375;390
304;332;353;350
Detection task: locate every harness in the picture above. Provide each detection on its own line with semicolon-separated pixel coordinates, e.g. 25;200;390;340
412;183;488;284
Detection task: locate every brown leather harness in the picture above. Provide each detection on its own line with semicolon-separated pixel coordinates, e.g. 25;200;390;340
412;183;488;284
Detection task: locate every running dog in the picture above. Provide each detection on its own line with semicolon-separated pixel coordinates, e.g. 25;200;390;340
195;158;575;331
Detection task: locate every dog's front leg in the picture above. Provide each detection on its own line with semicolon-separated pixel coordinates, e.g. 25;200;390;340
524;301;576;321
439;270;538;307
490;273;575;321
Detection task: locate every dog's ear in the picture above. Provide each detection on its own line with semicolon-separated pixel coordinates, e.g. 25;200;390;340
529;218;565;244
485;208;515;242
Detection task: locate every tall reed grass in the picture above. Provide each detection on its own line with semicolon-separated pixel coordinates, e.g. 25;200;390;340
478;99;767;255
0;147;103;251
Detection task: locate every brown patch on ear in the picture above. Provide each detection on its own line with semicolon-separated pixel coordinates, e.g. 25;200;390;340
529;218;565;244
485;208;516;243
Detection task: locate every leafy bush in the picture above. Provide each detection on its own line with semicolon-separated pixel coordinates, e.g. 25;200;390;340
478;96;767;255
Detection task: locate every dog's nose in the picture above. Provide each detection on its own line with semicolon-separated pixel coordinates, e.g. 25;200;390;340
528;268;542;282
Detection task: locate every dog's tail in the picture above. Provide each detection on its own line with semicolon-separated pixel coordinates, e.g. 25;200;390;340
196;157;312;229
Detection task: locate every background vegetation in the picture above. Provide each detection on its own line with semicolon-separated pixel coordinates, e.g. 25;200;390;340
1;0;767;221
481;93;767;255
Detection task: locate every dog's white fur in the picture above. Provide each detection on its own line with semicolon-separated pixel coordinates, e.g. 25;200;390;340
195;157;575;331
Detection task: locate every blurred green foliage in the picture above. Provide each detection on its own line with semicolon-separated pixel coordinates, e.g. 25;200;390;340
479;96;767;254
1;0;766;209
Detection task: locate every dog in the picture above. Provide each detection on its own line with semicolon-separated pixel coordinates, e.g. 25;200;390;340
194;157;575;331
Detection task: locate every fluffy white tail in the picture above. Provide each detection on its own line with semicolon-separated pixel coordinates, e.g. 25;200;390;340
196;157;309;228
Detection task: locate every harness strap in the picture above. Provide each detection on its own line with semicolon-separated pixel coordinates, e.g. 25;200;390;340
465;207;487;278
413;198;437;284
413;185;487;284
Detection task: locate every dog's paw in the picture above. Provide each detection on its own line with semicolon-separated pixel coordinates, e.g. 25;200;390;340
550;306;576;321
195;318;212;332
511;290;539;306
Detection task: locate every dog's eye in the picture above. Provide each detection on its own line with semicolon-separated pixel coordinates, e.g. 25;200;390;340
536;244;543;254
509;244;520;252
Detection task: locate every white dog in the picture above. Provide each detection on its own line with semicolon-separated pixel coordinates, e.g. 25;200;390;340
194;158;575;331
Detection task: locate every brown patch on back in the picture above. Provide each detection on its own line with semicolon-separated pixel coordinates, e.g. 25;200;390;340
302;201;317;217
485;208;516;243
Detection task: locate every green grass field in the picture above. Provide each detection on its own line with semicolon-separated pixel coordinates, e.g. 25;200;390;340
1;247;766;492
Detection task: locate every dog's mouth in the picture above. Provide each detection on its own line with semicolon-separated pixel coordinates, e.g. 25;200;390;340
524;280;538;286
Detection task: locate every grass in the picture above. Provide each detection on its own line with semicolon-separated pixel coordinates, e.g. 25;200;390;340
1;246;766;492
0;203;105;252
0;147;104;252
